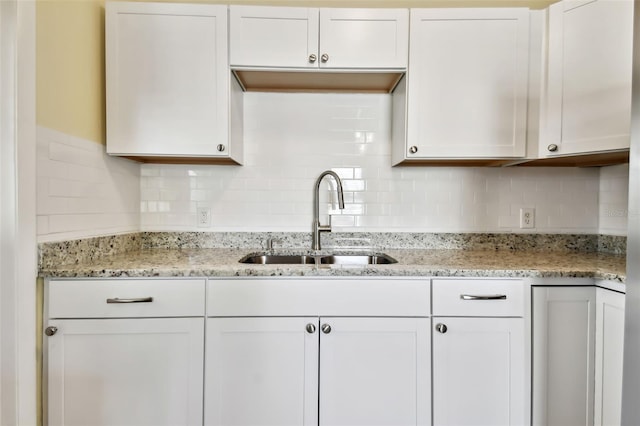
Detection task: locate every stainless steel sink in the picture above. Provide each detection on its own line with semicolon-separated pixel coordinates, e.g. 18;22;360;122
239;254;317;265
319;254;397;265
239;253;397;265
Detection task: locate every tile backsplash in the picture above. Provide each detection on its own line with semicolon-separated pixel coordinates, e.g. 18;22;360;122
36;126;140;243
140;92;608;234
36;94;630;242
599;163;629;236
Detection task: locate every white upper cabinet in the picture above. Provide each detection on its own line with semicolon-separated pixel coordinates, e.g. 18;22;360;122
393;8;530;165
543;0;633;158
229;6;408;70
106;2;243;163
230;6;319;69
318;9;409;69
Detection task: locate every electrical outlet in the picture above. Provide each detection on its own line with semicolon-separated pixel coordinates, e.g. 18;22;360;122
197;207;211;228
520;208;535;229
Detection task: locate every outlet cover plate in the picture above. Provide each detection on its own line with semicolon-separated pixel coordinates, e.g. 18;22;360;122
520;207;535;229
197;207;211;228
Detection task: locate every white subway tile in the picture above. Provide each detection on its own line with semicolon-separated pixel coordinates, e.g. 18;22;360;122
37;98;622;236
36;216;49;235
36;125;141;242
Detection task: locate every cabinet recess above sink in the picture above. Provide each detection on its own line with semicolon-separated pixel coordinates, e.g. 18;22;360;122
229;6;408;94
232;70;405;94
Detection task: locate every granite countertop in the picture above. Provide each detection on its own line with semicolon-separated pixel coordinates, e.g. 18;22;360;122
38;247;627;282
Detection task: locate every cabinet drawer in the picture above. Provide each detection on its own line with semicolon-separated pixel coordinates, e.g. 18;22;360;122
48;279;206;318
208;278;430;317
432;279;524;317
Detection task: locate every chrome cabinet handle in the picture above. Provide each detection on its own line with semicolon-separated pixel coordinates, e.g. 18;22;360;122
460;294;507;300
409;146;418;154
547;144;558;152
217;144;225;152
106;297;153;304
45;326;58;336
309;54;317;63
306;323;316;334
321;53;329;63
321;324;332;334
435;323;447;334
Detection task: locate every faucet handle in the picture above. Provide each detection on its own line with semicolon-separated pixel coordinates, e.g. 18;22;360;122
317;215;332;233
266;238;280;250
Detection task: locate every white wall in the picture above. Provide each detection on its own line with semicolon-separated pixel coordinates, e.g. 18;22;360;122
140;92;604;234
36;126;140;243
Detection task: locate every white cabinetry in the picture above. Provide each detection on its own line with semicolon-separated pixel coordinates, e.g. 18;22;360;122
393;8;530;165
594;287;625;426
431;279;527;426
206;316;429;426
204;278;431;426
320;317;429;426
532;286;596;426
229;6;408;93
106;2;243;164
230;6;408;69
205;317;319;426
543;0;633;158
532;285;625;426
45;279;206;426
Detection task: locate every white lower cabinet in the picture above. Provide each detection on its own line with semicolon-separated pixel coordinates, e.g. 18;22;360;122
319;317;430;426
47;318;205;426
431;279;526;426
204;316;430;426
432;317;526;426
532;285;625;426
205;317;319;426
204;276;432;425
594;287;626;426
45;279;206;426
532;286;596;426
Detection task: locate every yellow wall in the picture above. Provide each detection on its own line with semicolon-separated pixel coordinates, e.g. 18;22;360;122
37;0;106;144
36;0;557;145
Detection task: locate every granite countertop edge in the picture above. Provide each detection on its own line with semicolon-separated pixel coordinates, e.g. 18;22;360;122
38;248;627;283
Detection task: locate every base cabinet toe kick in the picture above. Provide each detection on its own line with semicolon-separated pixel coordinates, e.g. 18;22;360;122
43;277;623;426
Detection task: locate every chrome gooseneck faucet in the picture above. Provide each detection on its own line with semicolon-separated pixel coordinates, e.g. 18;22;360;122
312;170;345;251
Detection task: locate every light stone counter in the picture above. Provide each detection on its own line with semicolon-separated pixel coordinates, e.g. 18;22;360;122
38;247;626;282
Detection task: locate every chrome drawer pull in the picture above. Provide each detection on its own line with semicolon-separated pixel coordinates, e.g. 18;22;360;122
106;297;153;304
460;294;507;301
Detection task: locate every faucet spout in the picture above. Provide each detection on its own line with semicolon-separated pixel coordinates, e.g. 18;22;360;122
312;170;345;251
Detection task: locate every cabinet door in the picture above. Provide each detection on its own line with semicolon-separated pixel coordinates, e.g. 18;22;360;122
205;317;319;426
594;288;625;426
106;2;229;157
406;9;529;159
319;317;430;426
532;286;596;426
544;0;633;157
432;317;526;426
230;6;319;68
318;9;408;69
47;318;204;426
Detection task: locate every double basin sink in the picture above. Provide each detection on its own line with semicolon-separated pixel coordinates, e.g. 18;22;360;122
240;253;397;265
